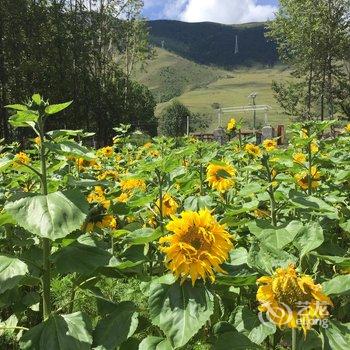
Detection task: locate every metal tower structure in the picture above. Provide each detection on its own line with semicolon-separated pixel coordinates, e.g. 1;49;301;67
234;35;239;54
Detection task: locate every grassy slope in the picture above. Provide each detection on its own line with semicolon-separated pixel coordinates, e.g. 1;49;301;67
135;48;230;103
136;48;291;132
169;66;292;131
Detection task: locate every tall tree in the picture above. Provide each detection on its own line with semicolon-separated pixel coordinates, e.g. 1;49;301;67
0;0;157;144
267;0;350;121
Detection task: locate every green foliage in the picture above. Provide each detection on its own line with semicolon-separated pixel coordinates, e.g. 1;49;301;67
5;191;89;240
93;301;138;350
0;255;28;294
267;0;350;120
149;280;214;348
0;0;157;145
0;95;350;349
19;312;93;350
159;100;191;136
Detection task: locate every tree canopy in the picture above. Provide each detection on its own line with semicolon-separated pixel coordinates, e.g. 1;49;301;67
0;0;157;145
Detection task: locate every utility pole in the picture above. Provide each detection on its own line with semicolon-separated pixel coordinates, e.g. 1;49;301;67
186;115;190;136
248;92;258;130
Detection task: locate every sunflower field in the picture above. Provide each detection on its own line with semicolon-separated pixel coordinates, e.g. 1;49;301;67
0;95;350;350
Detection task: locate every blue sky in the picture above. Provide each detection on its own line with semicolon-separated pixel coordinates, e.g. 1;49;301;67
143;0;279;24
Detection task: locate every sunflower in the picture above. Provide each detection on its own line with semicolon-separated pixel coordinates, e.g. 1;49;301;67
14;152;31;165
300;128;309;139
98;170;119;180
96;215;117;230
159;209;233;285
87;186;110;209
86;214;117;232
34;136;41;146
245;144;262;157
310;141;319;154
227;118;236;132
98;146;114;158
74;158;100;171
117;192;130;203
293;152;307;165
150;150;160;157
206;162;236;192
120;178;146;192
295;166;320;190
263;139;277;152
257;265;332;334
156;193;178;217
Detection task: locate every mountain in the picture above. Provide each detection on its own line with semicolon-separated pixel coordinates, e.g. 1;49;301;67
137;20;289;130
148;20;278;69
135;48;231;103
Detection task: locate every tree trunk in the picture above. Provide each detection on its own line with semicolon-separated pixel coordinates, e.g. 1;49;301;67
0;1;9;140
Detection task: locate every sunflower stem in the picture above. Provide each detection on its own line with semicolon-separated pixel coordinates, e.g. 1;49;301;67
156;170;164;232
292;328;297;350
111;236;115;255
263;155;277;226
38;115;51;321
307;141;312;195
197;145;204;195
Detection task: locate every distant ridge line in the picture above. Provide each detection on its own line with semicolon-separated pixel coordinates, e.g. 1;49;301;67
148;20;278;69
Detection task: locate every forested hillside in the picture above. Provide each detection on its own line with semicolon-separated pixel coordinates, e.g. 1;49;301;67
148;20;279;68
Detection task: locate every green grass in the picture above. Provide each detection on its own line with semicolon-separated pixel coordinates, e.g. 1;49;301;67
135;48;229;104
137;48;293;132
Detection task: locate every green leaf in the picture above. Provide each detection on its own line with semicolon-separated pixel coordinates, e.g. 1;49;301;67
0;211;16;226
47;129;94;139
322;275;350;295
313;254;350;269
229;247;248;265
231;306;276;345
45;101;72;115
296;329;323;350
0;156;14;172
5;104;28;111
128;195;155;208
149;280;214;349
139;336;172;350
0;314;18;337
216;264;258;287
50;141;95;160
289;190;338;219
247;240;296;274
5;190;89;240
239;183;263;197
248;220;303;250
9;110;39;128
124;228;163;245
19;312;92;350
340;220;350;234
214;331;263;349
183;195;214;211
293;222;324;257
32;94;42;105
322;320;350;350
52;235;112;274
93;301;138;350
0;255;28;294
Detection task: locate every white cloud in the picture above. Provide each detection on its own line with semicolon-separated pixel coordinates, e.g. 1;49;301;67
180;0;277;24
163;0;188;18
143;0;277;24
